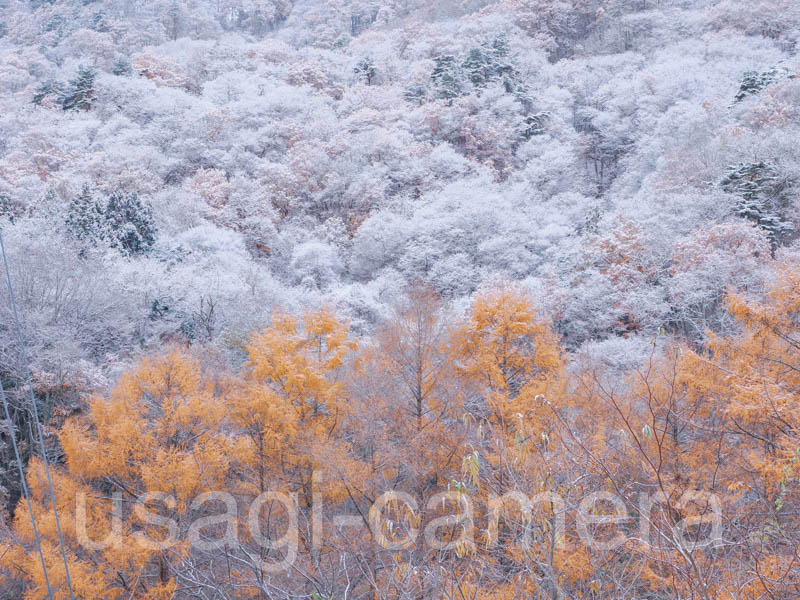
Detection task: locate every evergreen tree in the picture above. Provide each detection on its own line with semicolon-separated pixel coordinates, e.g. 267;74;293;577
104;190;157;255
431;55;464;101
462;47;493;87
112;56;132;76
65;183;105;244
32;78;63;105
353;57;376;85
403;84;427;105
521;111;550;139
38;187;62;220
721;162;795;250
415;36;524;106
462;36;515;91
66;186;157;255
60;65;96;111
0;194;18;222
490;35;518;93
735;67;793;102
490;34;510;58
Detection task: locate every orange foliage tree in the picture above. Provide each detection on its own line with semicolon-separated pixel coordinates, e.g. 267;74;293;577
3;267;800;600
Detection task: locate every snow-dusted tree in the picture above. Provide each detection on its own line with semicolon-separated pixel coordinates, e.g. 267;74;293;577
430;55;464;102
66;186;156;255
0;194;22;223
290;240;343;290
65;183;105;245
353;56;376;85
735;67;794;102
462;36;515;91
668;222;771;341
112;56;133;76
60;65;97;111
103;190;157;255
721;162;794;250
521;111;549;139
31;78;63;106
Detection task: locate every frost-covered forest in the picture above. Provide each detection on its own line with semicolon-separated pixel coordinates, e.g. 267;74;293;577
2;1;800;598
2;0;799;372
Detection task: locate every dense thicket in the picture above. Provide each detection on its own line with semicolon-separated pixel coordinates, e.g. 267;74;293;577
1;274;800;599
1;0;798;365
0;0;799;597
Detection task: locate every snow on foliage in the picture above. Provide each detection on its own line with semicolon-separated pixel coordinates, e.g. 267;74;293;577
0;0;797;374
